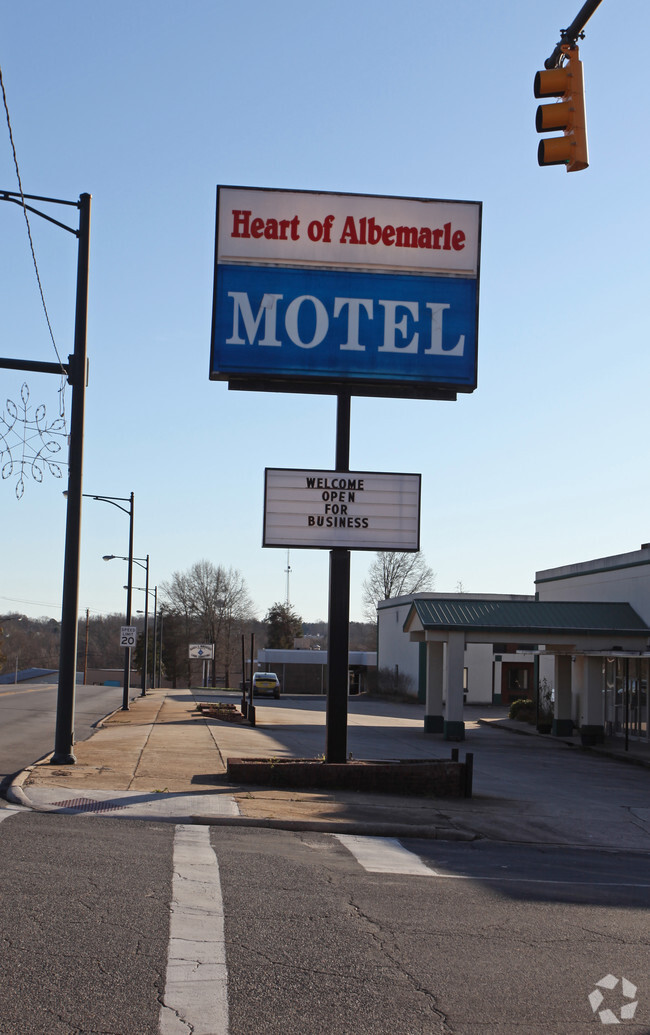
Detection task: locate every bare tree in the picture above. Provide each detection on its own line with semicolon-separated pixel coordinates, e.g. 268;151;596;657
361;551;435;622
159;568;198;685
160;560;255;685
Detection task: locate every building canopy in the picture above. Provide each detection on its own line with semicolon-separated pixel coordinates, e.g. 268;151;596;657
404;597;650;653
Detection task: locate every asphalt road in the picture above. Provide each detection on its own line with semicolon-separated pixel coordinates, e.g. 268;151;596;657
2;693;650;1032
0;681;136;783
1;811;649;1034
0;810;172;1035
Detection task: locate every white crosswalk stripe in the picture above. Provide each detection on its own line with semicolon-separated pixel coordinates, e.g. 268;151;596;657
159;824;229;1035
334;833;437;875
0;805;24;824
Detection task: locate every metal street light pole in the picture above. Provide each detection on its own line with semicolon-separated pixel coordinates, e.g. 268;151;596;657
66;491;135;710
103;540;148;709
157;608;165;688
150;586;158;690
80;492;134;713
141;556;149;696
130;575;155;696
0;615;22;685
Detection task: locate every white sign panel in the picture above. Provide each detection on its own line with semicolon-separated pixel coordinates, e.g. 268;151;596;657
217;186;480;276
189;644;214;659
119;626;137;648
263;468;421;551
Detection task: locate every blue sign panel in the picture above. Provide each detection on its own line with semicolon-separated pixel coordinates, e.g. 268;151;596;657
212;264;477;390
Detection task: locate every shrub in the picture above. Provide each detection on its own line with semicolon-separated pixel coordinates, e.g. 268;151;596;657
509;697;534;721
376;666;415;699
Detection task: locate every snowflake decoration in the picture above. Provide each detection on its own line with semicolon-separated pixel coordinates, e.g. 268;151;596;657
0;382;67;498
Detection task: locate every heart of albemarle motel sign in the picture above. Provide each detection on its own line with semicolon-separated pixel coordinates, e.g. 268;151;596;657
210;185;481;400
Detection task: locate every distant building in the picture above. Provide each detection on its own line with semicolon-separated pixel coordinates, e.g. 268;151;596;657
256;648;377;695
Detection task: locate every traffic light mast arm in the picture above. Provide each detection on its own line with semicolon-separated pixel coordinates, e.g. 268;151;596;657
544;0;605;68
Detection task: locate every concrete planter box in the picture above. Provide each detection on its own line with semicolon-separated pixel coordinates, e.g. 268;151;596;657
226;757;472;798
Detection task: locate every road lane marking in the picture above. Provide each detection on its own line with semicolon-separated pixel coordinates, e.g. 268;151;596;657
159;824;228;1035
335;834;650;888
0;685;56;698
335;834;439;875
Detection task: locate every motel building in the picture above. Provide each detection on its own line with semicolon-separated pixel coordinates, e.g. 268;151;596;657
378;544;650;746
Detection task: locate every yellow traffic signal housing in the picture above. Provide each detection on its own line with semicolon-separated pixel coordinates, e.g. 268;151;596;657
534;44;588;172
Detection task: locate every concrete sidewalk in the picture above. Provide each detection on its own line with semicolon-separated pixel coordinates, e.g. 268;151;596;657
7;690;472;837
6;689;650;846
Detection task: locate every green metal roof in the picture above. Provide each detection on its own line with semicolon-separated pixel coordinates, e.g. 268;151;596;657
407;598;650;636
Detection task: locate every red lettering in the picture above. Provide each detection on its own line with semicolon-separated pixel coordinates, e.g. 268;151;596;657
443;221;452;250
231;210;251;238
231;211;301;241
452;229;465;250
339;215;359;244
397;226;418;247
368;217;382;245
308;219;323;242
382;224;395;246
322;214;335;243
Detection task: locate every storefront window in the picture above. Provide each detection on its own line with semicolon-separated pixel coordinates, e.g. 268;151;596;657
605;657;649;741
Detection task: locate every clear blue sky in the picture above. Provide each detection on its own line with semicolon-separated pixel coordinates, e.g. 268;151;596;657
2;0;648;626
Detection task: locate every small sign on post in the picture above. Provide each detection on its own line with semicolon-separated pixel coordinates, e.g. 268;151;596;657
189;644;215;659
119;626;137;649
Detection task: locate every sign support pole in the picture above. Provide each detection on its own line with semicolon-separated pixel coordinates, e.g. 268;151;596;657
326;391;351;763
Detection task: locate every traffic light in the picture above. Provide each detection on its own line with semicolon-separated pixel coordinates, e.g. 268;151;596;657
534;44;588;172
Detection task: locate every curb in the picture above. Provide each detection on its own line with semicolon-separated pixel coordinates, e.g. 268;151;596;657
4;770;66;813
3;760;48;809
480;719;650;768
190;814;478;840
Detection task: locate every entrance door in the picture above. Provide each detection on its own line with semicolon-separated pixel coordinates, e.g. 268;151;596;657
501;662;534;706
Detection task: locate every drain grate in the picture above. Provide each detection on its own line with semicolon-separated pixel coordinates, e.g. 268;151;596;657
51;797;130;814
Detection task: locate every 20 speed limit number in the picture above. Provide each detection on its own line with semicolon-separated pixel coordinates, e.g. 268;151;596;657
119;626;137;648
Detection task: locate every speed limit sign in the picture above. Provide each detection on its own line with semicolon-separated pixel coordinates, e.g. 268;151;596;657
120;626;137;648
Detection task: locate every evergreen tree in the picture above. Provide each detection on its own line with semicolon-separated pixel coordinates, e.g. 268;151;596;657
264;602;303;649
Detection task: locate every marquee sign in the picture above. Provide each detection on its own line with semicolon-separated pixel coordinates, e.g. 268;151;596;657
263;468;421;551
210;186;481;399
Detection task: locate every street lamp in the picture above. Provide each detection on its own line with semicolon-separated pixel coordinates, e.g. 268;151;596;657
103;546;148;709
157;606;166;689
62;490;134;710
1;615;23;686
132;582;156;694
78;491;134;711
